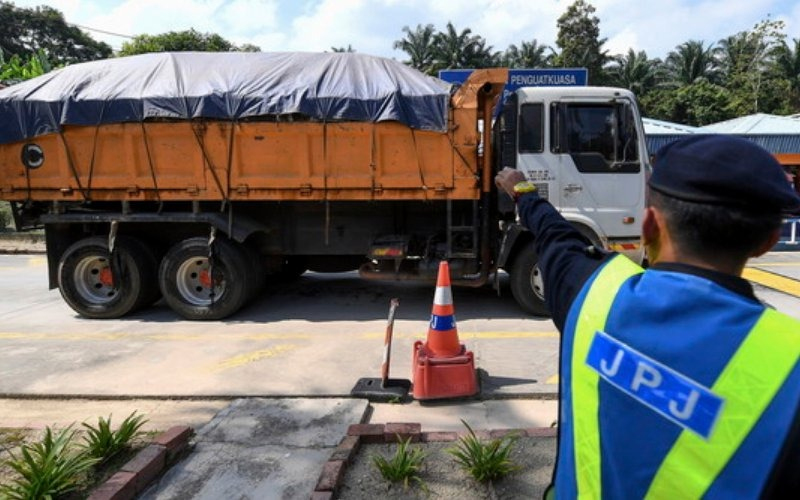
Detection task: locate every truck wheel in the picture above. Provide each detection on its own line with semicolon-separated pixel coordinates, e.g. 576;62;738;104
159;237;250;320
58;236;156;319
509;242;550;316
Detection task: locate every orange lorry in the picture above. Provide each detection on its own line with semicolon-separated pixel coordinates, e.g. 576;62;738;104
0;52;648;320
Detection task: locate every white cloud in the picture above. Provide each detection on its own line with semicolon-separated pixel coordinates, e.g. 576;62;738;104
6;0;800;58
217;0;280;34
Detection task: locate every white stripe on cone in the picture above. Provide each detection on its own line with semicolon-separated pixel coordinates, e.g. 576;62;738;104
434;286;453;306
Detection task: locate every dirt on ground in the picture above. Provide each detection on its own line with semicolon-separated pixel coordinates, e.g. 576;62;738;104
337;436;556;499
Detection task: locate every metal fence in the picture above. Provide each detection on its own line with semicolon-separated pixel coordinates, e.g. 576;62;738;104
779;218;800;249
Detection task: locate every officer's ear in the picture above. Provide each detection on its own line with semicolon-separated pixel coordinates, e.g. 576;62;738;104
750;228;781;258
642;206;660;245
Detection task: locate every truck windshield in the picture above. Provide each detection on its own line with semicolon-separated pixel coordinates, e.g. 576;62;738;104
552;102;640;173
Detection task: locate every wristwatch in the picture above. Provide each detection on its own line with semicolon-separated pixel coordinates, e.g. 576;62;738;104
512;180;537;201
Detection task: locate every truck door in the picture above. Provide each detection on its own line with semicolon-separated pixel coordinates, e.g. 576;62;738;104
549;100;644;239
513;102;557;201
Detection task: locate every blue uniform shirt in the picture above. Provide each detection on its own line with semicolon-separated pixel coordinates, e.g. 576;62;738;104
515;191;800;497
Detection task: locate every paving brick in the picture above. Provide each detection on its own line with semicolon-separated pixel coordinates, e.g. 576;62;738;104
489;429;524;440
152;425;192;461
384;422;421;443
421;431;458;442
88;471;136;500
329;435;360;463
315;459;345;492
120;444;167;492
526;427;558;438
460;429;491;440
347;423;385;443
310;491;333;500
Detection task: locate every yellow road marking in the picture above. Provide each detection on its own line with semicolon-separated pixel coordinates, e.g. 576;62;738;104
0;329;559;343
211;344;298;372
743;268;800;298
0;332;312;341
0;257;46;270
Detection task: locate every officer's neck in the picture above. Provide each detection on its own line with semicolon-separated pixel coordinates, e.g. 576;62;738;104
649;243;746;277
658;254;746;277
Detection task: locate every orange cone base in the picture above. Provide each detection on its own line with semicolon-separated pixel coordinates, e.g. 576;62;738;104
412;340;478;400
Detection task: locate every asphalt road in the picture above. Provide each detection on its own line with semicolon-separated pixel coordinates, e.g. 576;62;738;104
0;252;798;399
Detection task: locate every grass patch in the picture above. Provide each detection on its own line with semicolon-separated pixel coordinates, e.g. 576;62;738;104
83;412;148;464
0;414;157;499
447;420;520;483
372;435;428;491
0;426;99;499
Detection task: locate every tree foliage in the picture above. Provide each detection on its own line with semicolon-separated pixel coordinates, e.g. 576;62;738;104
0;1;111;64
718;18;787;115
0;49;53;82
394;24;438;74
119;29;259;55
642;81;734;126
606;49;662;97
393;22;497;74
775;38;800;108
502;40;552;68
554;0;608;84
432;22;498;71
664;40;720;86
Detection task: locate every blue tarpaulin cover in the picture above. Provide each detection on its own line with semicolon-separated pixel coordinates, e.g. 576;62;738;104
0;51;452;145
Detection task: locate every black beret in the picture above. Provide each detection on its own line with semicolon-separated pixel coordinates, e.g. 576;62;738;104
649;135;800;215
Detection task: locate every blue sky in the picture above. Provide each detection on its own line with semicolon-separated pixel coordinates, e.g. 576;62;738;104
9;0;800;60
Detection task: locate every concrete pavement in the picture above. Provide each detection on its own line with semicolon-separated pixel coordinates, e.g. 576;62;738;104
0;396;559;498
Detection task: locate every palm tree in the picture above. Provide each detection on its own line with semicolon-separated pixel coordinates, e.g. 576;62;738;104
503;40;551;68
432;22;497;71
775;38;800;95
664;40;720;86
606;49;662;96
717;33;751;81
393;24;437;74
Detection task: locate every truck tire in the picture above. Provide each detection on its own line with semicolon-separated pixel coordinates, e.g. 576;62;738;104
158;237;250;320
57;236;157;319
509;241;550;316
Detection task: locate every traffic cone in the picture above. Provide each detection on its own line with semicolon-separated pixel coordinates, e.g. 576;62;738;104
412;261;478;400
427;260;462;357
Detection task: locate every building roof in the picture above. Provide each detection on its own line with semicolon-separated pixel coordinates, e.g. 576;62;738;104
644;114;800;156
702;113;800;134
642;118;702;135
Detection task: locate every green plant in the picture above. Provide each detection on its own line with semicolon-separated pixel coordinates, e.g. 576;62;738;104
0;425;99;499
371;436;427;490
0;49;53;82
447;420;520;483
82;412;148;462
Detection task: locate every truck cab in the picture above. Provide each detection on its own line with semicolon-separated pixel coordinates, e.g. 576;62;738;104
494;86;649;315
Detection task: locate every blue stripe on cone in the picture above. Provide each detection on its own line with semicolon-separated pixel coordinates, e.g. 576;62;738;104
430;314;456;331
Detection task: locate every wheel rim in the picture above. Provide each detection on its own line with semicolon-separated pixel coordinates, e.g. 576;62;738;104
175;256;225;306
530;264;545;300
72;255;117;305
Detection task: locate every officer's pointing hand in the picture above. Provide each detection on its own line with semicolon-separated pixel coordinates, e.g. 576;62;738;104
495;168;526;199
